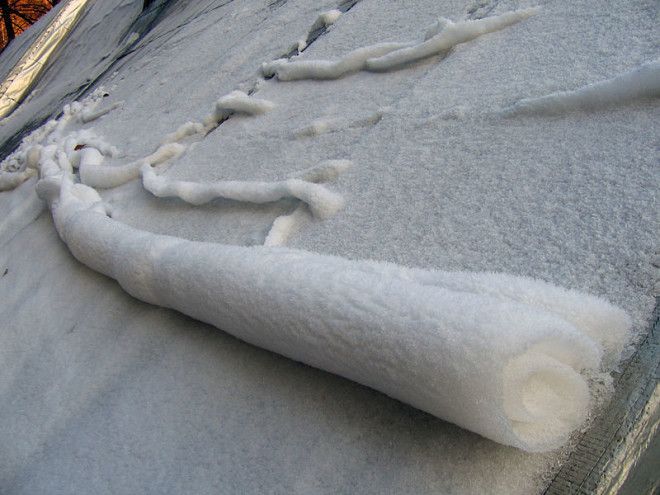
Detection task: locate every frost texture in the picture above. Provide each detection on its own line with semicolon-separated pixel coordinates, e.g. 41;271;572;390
504;59;660;115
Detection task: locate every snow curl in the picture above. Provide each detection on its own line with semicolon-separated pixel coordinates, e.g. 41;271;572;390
203;90;275;129
262;42;414;81
141;163;345;219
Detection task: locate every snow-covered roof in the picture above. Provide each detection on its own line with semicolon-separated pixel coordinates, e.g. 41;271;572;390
0;1;657;493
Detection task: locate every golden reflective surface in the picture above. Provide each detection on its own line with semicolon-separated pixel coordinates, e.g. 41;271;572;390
0;0;91;119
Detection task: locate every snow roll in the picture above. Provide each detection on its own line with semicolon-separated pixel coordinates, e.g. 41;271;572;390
47;182;627;452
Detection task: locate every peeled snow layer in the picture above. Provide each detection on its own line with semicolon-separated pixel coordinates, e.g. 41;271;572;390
46;185;627;452
504;59;660;115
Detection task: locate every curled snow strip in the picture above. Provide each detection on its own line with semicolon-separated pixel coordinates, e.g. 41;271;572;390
141;165;344;219
503;59;660;115
203;90;275;129
261;42;414;81
48;192;614;452
314;9;342;29
365;8;538;71
264;203;310;246
161;121;205;145
80;143;185;189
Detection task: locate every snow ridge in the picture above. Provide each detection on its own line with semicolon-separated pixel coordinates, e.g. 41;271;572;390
503;59;660;115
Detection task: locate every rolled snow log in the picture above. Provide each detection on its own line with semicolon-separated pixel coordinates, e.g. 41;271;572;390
503;59;660;115
49;186;621;452
80;143;185;189
364;263;631;368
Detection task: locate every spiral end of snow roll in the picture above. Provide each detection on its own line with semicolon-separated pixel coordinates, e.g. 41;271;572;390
502;339;598;452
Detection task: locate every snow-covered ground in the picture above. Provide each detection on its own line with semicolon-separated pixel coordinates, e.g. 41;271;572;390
0;0;657;493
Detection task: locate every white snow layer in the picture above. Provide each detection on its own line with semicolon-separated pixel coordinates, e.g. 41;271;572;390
262;8;537;80
0;89;631;452
504;59;660;115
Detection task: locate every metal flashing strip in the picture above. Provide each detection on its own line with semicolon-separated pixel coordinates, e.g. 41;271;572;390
0;0;91;119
